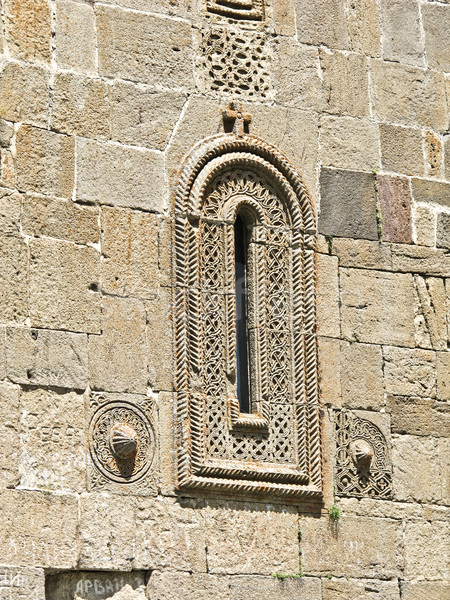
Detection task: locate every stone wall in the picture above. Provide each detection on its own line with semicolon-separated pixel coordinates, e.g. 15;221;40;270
0;0;449;598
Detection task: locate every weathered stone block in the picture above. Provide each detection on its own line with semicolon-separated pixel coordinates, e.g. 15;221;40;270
423;3;450;72
425;130;443;178
46;571;146;600
88;296;147;394
0;61;49;127
414;275;447;351
414;204;435;247
444;134;450;179
4;0;51;63
320;116;379;171
249;104;319;205
438;437;450;505
387;395;450;437
294;0;349;49
401;581;450;600
0;326;5;379
110;81;186;151
379;124;424;177
0;567;45;600
322;577;400;600
101;206;160;298
404;520;450;578
19;388;86;492
97;6;194;88
437;352;450;401
0;119;13;148
0;490;78;568
6;327;88;389
22;195;99;245
391;244;450;277
51;72;110;139
29;238;101;333
437;212;450;250
319;169;378;240
272;0;296;36
0;190;21;236
76;138;166;212
0;382;19;490
384;346;436;397
300;516;402;578
271;38;325;113
0;234;28;323
15;125;74;198
134;497;207;572
79;493;136;570
0;148;16;189
392;434;441;503
229;575;322;600
379;0;424;66
316;254;340;338
340;269;415;347
412;178;450;209
157;392;176;496
146;289;173;391
378;175;413;243
203;502;299;575
319;50;369;117
341;342;384;410
148;572;231;600
55;0;96;73
345;0;381;57
332;238;392;270
318;336;341;408
370;60;447;131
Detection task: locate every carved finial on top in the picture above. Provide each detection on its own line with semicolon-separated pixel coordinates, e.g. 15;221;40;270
222;101;252;136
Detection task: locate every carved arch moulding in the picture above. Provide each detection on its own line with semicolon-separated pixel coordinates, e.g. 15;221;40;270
173;133;322;499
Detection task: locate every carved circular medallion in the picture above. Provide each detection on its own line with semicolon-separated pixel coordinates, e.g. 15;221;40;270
89;402;155;483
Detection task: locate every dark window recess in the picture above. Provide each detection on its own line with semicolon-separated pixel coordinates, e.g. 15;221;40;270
234;214;251;413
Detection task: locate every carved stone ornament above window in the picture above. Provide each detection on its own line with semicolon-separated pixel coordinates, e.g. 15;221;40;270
173;132;322;500
206;0;265;21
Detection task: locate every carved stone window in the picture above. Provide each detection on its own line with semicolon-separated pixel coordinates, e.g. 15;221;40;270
174;133;321;499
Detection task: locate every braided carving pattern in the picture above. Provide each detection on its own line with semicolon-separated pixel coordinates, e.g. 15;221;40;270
173;133;320;498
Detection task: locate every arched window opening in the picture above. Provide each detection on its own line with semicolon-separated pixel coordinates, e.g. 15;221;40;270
234;213;251;413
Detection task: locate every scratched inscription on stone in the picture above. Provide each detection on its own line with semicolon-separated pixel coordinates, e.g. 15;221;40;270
45;571;147;600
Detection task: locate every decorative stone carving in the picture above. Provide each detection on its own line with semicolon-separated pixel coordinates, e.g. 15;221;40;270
335;410;392;499
173;128;321;499
206;0;265;21
198;28;271;98
88;395;156;493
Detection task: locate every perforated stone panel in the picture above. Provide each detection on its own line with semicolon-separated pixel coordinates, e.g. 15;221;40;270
198;28;271;98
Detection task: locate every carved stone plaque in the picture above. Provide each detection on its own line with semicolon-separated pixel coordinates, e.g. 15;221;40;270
88;394;156;494
206;0;264;21
334;409;392;499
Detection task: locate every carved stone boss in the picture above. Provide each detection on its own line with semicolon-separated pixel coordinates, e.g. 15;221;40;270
89;399;155;486
173;130;322;498
335;410;392;499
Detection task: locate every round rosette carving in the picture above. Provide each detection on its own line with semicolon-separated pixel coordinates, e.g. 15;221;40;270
89;402;155;483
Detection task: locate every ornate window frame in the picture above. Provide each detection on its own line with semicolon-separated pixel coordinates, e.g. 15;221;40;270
173;134;322;499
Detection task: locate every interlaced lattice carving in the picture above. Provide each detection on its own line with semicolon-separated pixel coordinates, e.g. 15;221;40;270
206;0;265;21
199;28;271;98
174;134;320;499
335;410;392;499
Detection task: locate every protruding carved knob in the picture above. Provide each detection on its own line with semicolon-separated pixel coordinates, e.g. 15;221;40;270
109;423;138;460
350;439;374;469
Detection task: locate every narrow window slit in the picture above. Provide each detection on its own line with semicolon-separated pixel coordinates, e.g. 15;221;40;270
234;213;251;413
